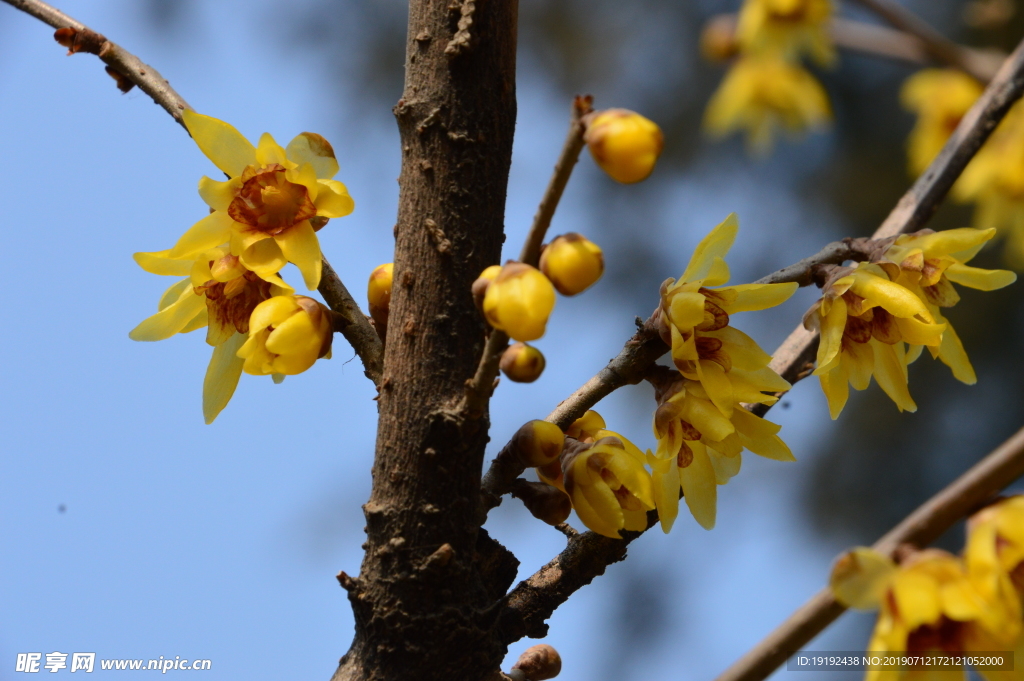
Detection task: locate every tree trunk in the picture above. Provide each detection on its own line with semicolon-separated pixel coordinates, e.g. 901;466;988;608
332;1;519;679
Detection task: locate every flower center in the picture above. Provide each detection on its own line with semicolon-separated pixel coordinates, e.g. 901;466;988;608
196;270;272;334
228;164;317;235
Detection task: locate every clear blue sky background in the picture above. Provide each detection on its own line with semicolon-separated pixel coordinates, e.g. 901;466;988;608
3;2;1013;680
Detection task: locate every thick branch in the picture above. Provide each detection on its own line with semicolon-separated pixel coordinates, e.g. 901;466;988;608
493;35;1024;645
321;257;384;386
3;0;191;126
715;425;1024;681
849;0;997;83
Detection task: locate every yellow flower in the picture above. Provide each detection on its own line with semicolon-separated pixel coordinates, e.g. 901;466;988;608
967;496;1024;600
539;233;604;296
562;433;655;538
810;262;946;418
130;247;294;424
657;214;797;418
500;342;546;383
481;262;556;342
831;547;1022;681
584;109;664;184
901;69;983;177
238;295;333;376
884;228;1016;384
736;0;834;65
647;373;793;531
138;111;354;290
705;56;831;154
955;104;1024;268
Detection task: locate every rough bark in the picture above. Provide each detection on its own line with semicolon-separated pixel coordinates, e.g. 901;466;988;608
331;1;519;680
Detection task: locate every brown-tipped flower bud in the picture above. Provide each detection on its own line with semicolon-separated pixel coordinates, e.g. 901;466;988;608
483;263;556;341
472;264;502;311
700;15;740;62
584;109;664;184
500;342;546;383
512;644;562;680
512;480;572;526
367;263;393;340
540;233;604;296
511;419;565;467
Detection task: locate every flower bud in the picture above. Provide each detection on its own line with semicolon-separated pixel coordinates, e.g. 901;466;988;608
539;233;604;296
584;109;664;184
511;480;572;526
512;419;565;467
500;342;546;382
482;262;556;341
700;15;740;62
238;295;333;375
367;263;393;340
472;264;502;311
512;644;562;680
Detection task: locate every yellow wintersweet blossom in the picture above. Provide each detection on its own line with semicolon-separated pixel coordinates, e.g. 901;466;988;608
481;262;556;342
656;214;797;418
901;69;983;177
647;372;793;531
540;233;604;296
140;111;354;291
809;262;947;418
830;547;1022;681
238;295;334;377
955;104;1024;268
704;56;831;153
736;0;835;65
130;247;294;423
562;433;655;539
883;228;1016;385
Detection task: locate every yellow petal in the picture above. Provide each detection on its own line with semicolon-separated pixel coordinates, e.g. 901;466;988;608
682;213;739;284
815;295;847;372
286;132;340;179
277;221;322;289
314;179;355;218
871;340;917;412
936;319;976;384
158;277;192;311
895;316;945;347
733;408;795;461
249;296;299;334
944;263;1017;291
819;362;849;420
708;448;742;484
265;310;320;355
668;291;706;330
168;211;234;259
719;282;798;313
698;359;734;418
846;342;874;391
287;162;319;202
652;465;680;534
891;570;942;630
900;227;995;258
682;396;735;442
240;237;288;281
702;257;731;287
851;272;933;322
129;290;206;341
197;176;241;212
134;250;195;276
202;331;247;424
680;441;717;530
829;547;896;610
182;110;257;178
255;132;289;167
707;326;773;370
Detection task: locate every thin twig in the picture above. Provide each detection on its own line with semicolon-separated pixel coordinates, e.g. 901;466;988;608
3;0;191;127
715;425;1024;681
849;0;997;83
492;35;1024;644
320;257;384;387
461;96;594;419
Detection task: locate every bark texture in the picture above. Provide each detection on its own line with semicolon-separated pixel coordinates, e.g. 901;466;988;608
332;1;519;679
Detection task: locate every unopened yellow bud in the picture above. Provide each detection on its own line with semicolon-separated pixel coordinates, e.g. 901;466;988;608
512;419;565;467
700;15;740;62
584;109;664;184
472;264;502;311
367;263;393;340
540;233;604;296
512;644;562;680
238;295;333;376
500;342;546;383
482;262;556;341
